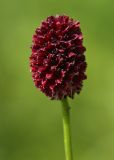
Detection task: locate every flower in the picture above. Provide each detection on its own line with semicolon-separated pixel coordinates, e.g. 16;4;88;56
30;15;87;100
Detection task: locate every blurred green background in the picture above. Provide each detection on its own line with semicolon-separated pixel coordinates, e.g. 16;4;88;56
0;0;114;160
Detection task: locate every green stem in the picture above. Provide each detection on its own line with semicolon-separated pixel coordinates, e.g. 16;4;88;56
61;98;73;160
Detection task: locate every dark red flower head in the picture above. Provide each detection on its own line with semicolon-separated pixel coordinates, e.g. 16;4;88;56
30;15;87;100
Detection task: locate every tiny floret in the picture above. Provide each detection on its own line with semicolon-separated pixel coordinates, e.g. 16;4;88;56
30;15;87;100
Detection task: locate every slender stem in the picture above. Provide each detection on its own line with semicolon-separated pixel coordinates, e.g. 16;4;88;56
61;98;73;160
